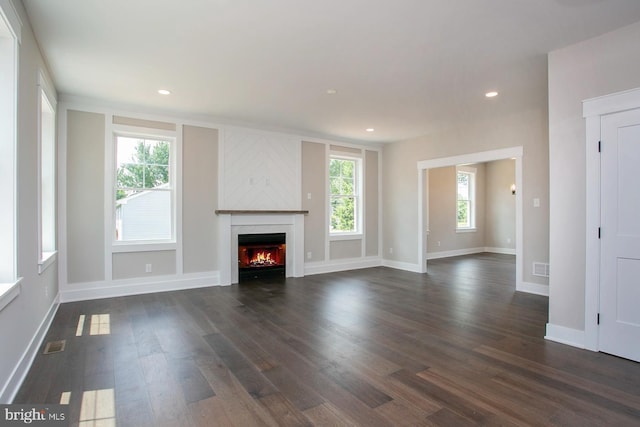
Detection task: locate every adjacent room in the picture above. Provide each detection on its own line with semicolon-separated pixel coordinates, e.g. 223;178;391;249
2;0;640;425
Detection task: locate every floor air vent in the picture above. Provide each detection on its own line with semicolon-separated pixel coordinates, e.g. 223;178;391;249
533;262;550;278
43;340;66;354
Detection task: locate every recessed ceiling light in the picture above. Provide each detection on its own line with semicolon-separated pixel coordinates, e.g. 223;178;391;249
326;89;337;95
366;128;375;132
485;91;498;98
158;89;171;95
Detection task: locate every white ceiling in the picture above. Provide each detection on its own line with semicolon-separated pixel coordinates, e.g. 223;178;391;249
22;0;640;143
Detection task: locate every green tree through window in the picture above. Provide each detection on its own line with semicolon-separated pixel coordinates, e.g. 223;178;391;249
330;157;358;233
116;138;170;200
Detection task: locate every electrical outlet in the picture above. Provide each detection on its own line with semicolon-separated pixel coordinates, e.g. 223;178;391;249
389;247;393;254
437;241;441;247
507;238;511;244
307;192;312;200
145;263;152;273
307;251;312;260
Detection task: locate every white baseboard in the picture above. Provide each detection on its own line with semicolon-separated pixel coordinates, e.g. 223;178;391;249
0;295;60;403
426;247;516;260
304;257;382;276
484;247;516;255
517;281;549;296
545;323;586;349
426;247;485;260
381;259;422;273
60;271;221;303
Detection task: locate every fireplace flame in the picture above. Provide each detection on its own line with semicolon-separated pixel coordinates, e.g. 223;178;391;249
250;251;277;266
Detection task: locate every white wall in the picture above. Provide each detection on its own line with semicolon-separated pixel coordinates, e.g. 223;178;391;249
383;100;549;286
0;0;59;402
548;20;640;332
220;127;301;210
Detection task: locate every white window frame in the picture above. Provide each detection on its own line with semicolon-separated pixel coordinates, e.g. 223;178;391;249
329;153;363;240
37;70;57;274
110;125;177;251
456;165;477;232
0;0;22;312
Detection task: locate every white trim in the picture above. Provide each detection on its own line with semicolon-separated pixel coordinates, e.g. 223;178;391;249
0;276;21;313
361;147;366;259
175;124;184;275
426;247;485;260
304;256;381;276
455;228;477;233
0;4;18;285
382;259;422;273
484;247;516;255
426;247;517;259
37;70;57;271
417;146;524;291
545;323;585;349
104;114;114;281
324;143;331;261
217;126;226;209
328;154;363;236
111;242;177;253
59;94;376;150
329;233;363;241
582;86;640;352
518;281;549;296
417;147;523;170
37;251;57;275
57;107;68;292
0;0;22;43
417;169;425;273
59;271;221;303
0;294;59;404
583;86;640;118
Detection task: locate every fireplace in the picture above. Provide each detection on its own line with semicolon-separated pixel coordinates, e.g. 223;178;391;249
238;233;286;281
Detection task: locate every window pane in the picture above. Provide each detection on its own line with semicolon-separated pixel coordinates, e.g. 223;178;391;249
329;159;341;177
40;91;56;254
457;200;469;228
330;196;355;232
115;190;172;241
115;135;173;241
457;172;469;200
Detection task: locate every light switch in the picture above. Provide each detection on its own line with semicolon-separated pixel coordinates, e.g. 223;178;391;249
533;198;540;208
307;193;312;200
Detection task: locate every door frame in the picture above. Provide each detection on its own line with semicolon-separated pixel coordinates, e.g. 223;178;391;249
583;86;640;352
416;146;524;290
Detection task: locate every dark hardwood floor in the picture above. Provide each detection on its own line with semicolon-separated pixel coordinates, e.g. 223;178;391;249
14;253;640;426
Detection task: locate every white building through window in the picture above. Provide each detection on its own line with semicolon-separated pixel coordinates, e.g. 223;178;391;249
114;133;175;243
456;165;476;230
329;154;362;236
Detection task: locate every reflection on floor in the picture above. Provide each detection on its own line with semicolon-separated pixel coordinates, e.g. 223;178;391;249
14;254;640;426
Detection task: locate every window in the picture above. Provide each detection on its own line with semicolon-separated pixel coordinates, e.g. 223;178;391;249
329;155;362;235
0;1;19;288
456;166;476;230
114;134;174;243
38;72;57;273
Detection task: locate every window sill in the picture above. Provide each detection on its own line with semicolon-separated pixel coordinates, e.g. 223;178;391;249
330;233;363;241
456;228;477;233
112;241;177;253
0;277;22;313
38;251;58;275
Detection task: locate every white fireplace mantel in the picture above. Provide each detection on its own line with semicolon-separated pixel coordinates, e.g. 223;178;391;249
216;211;307;285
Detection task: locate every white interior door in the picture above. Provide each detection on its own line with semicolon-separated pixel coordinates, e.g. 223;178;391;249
600;108;640;362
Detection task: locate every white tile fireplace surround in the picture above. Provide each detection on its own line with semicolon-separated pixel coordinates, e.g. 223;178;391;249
216;211;307;285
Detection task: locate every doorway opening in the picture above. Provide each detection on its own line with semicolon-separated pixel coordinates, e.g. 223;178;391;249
417;146;525;291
